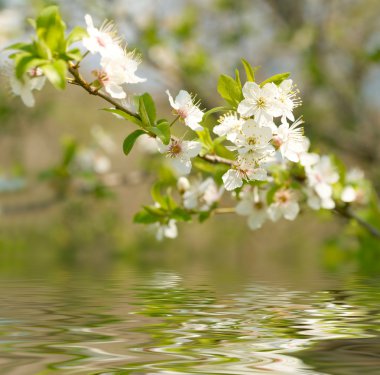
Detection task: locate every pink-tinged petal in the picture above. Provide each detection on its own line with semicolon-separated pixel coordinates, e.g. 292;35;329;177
175;90;192;107
222;169;243;191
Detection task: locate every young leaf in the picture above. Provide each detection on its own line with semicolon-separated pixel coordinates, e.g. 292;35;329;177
217;74;243;108
138;93;156;127
151;121;171;145
235;68;242;88
40;60;67;89
151;182;168;209
172;207;192;222
66;26;88;46
123;129;146;155
203;106;227;120
134;209;160;224
260;72;290;87
36;6;66;53
196;127;214;154
102;108;143;127
241;58;258;82
15;54;47;79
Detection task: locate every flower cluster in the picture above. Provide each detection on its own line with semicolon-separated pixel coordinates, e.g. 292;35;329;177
5;6;377;241
217;80;306;191
83;15;145;99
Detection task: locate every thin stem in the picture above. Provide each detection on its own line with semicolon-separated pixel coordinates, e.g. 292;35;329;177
66;64;379;240
68;63;140;120
214;207;235;214
169;115;180;127
335;206;380;239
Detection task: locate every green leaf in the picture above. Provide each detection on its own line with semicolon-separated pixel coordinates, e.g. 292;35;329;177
15;54;47;79
217;74;243;108
143;205;167;217
134;210;160;224
260;72;290;87
61;138;77;167
151;121;171;145
36;6;66;53
196;127;214;154
102;108;143;127
40;60;67;89
138;93;156;127
66;26;88;46
203;106;227;120
241;58;259;82
5;42;34;53
172;207;192;222
123;129;146;155
65;48;83;61
199;210;211;223
151;182;168;209
235;68;242;88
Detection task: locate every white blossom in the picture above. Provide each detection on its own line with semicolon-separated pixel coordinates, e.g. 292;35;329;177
156;138;202;175
267;188;300;221
237;81;282;123
10;69;46;107
166;90;204;131
75;149;111;174
213;112;244;142
277;79;301;122
230;120;274;162
222;163;267;191
181;177;222;211
83;15;121;55
305;155;339;210
154;219;178;241
341;168;367;204
273;118;308;163
235;187;268;229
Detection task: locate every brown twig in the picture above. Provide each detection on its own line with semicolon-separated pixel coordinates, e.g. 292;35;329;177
335;206;380;239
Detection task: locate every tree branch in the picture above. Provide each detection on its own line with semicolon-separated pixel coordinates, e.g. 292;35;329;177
335;206;380;239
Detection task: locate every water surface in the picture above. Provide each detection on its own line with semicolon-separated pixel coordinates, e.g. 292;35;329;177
0;268;379;375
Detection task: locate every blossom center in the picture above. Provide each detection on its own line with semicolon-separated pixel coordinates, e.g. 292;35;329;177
255;97;266;109
168;141;182;158
275;190;291;204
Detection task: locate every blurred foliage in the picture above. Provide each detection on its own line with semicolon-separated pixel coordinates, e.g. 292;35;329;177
0;0;379;261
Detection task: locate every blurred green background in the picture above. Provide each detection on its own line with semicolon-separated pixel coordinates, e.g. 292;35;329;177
1;0;380;278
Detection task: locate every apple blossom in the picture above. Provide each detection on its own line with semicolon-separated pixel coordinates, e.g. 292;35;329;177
166;90;204;131
237;81;282;123
235;187;268;229
267;188;300;221
156;138;202;175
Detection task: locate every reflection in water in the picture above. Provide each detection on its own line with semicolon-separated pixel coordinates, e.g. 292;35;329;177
0;272;379;374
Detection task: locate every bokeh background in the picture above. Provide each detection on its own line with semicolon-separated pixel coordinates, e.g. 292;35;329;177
1;0;380;282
